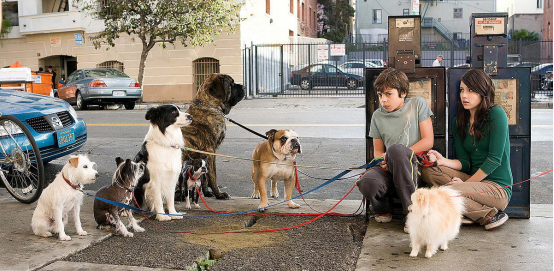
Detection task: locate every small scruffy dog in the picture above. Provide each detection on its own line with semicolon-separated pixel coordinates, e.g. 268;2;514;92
407;186;465;258
94;157;145;237
176;158;208;209
31;155;98;241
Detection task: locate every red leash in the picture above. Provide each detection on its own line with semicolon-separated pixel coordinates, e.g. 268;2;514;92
133;183;360;235
455;169;553;197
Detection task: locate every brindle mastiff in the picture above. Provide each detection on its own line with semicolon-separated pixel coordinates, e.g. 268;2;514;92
181;73;244;199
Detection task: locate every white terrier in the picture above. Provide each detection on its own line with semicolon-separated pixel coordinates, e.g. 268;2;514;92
31;155;98;241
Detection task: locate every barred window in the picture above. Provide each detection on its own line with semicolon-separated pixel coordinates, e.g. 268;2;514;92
96;61;124;72
193;58;220;92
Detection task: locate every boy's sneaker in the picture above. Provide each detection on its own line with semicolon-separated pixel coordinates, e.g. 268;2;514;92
484;211;508;230
461;217;474;225
375;213;392;223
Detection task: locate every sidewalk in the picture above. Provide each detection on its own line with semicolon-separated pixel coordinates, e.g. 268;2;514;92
0;186;551;270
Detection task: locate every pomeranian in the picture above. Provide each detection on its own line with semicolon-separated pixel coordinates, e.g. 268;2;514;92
407;186;464;258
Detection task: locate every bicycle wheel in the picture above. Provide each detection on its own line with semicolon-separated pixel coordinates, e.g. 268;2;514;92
0;115;45;203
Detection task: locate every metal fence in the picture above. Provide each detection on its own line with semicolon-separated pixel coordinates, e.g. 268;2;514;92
243;40;553;98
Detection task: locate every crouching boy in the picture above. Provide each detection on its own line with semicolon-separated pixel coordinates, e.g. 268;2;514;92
356;68;434;233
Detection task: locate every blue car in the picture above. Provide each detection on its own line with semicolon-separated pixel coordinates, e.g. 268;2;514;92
0;89;87;163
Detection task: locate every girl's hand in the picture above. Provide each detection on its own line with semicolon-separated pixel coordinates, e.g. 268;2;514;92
446;177;463;185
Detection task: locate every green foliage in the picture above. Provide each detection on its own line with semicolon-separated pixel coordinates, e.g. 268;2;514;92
189;253;219;271
1;18;12;40
76;0;243;84
511;29;539;41
318;0;355;42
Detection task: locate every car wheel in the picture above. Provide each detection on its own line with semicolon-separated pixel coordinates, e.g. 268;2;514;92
75;92;87;110
124;101;136;110
300;78;311;90
346;78;358;90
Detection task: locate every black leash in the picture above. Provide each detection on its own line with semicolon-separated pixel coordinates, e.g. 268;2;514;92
226;117;268;139
193;101;268;139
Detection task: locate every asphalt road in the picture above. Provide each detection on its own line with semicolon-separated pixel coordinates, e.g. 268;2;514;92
42;102;552;204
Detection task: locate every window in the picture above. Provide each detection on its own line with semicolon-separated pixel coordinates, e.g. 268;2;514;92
537;0;543;8
97;61;124;72
454;8;463;19
403;9;409;16
289;30;294;36
453;32;462;40
302;2;305;22
193;58;220;92
309;65;323;73
2;1;19;26
373;9;382;24
266;0;270;15
290;0;294;13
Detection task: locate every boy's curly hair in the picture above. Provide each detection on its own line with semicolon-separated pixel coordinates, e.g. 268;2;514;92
374;68;410;97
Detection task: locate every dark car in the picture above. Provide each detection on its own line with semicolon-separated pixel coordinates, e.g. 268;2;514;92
57;68;142;110
290;64;364;90
531;63;553;90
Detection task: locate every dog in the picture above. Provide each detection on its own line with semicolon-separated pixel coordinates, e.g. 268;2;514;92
176;158;208;209
133;105;193;221
93;157;146;237
407;186;465;258
251;129;302;210
181;73;244;199
31;155;98;241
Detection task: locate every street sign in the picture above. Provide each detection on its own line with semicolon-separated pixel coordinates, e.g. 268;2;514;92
330;44;345;56
317;45;328;60
75;33;83;45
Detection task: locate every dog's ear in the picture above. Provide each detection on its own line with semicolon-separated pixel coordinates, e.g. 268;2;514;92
145;107;158;121
125;159;132;166
266;129;278;140
206;74;227;101
69;156;79;168
115;157;124;165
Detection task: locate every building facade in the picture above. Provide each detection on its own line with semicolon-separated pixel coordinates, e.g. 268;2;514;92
354;0;496;42
1;0;319;102
496;0;544;38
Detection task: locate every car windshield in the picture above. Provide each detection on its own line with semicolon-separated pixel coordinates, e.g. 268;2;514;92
84;69;129;78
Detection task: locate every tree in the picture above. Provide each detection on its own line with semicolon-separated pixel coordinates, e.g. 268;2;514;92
1;2;14;42
318;0;355;43
79;0;242;86
511;29;540;41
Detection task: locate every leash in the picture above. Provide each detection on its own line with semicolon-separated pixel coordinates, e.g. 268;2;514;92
183;147;362;171
80;160;381;218
454;169;553;198
135;182;362;235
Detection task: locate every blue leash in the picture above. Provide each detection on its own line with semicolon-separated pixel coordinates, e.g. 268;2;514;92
84;159;382;217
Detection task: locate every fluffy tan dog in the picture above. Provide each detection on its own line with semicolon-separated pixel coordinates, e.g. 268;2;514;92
407;186;465;258
251;129;301;210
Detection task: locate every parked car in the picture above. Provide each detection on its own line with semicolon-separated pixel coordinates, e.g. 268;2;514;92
290;64;364;90
339;61;379;76
531;63;553;90
57;68;142;110
364;59;387;67
0;88;87;163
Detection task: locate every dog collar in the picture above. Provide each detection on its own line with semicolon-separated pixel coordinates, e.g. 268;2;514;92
115;182;134;193
62;174;81;190
188;168;200;181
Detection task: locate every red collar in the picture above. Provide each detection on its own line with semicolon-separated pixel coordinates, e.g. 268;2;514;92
62;174;80;190
188;168;200;181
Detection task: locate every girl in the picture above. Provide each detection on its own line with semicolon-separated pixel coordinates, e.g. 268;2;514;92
422;68;512;230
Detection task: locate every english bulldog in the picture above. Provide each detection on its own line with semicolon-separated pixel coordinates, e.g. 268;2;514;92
251;129;301;211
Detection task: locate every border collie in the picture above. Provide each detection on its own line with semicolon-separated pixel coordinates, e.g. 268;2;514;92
134;105;192;221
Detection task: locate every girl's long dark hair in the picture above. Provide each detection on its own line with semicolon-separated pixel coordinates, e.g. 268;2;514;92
456;69;496;141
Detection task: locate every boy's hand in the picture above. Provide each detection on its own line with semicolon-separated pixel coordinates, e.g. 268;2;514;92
379;152;387;169
427;150;444;165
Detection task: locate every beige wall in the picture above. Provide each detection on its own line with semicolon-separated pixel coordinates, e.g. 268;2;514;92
0;29;243;103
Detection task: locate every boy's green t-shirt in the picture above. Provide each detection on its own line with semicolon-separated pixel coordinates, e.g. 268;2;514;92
369;96;434;150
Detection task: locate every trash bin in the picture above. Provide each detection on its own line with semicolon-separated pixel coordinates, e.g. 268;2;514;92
30;72;54;96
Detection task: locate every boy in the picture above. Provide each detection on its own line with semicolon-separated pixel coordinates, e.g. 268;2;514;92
357;68;434;233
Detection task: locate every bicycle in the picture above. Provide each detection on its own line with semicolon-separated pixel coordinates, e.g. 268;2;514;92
0;113;45;203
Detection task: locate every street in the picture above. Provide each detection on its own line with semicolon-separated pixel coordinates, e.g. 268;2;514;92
43;99;552;203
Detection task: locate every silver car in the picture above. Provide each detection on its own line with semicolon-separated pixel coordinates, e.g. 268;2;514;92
56;68;142;110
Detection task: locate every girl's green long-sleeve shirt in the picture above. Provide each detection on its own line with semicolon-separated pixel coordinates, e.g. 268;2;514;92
452;106;513;199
